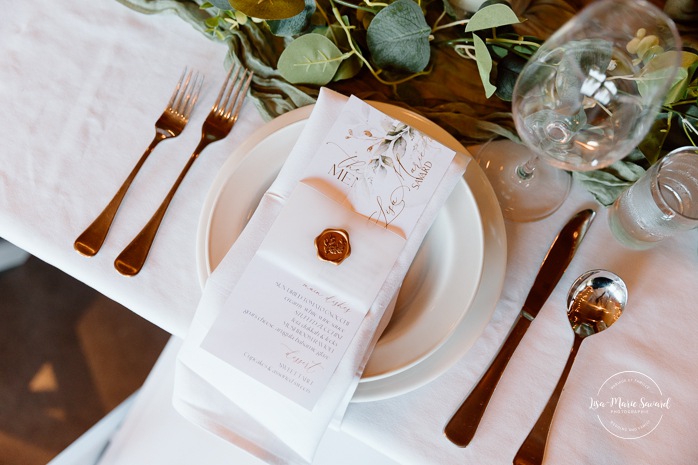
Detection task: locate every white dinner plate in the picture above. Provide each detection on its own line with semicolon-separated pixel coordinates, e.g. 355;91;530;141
195;103;506;401
351;149;507;401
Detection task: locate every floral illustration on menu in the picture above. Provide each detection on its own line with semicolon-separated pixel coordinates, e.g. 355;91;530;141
317;98;454;236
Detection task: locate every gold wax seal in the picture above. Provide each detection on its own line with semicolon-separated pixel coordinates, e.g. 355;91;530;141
315;229;351;265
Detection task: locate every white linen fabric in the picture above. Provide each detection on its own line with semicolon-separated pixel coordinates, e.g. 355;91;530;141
172;88;469;464
340;175;698;465
97;338;401;465
4;2;698;465
0;0;265;337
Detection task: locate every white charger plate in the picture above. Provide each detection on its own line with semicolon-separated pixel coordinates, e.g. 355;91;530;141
195;103;506;401
351;149;507;401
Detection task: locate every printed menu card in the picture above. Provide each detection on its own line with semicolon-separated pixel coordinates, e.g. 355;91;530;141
201;96;457;409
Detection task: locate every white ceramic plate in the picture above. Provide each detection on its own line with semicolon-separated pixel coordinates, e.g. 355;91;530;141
196;103;506;401
351;153;507;401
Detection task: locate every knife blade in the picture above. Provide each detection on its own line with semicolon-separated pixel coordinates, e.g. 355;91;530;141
444;208;596;447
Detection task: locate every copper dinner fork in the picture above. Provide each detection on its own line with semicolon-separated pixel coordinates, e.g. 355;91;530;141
114;64;253;276
74;68;203;257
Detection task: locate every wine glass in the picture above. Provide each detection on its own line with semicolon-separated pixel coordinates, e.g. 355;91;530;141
477;0;682;222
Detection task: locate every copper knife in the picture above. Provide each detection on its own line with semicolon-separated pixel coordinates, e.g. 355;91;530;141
444;208;596;447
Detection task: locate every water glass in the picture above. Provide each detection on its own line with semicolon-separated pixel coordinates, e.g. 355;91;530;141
608;147;698;249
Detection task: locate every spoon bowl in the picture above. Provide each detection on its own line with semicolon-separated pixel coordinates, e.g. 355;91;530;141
514;270;628;465
566;269;627;338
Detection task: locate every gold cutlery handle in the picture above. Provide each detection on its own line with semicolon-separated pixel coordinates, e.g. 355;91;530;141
74;136;162;256
514;335;583;465
444;315;531;446
114;146;203;276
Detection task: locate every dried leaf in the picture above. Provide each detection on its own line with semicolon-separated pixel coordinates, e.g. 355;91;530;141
268;0;315;36
230;0;304;20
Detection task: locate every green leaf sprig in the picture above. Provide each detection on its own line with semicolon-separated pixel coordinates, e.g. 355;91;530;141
199;0;529;92
196;0;698;207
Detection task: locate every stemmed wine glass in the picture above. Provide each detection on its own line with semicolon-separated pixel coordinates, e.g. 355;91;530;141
477;0;682;222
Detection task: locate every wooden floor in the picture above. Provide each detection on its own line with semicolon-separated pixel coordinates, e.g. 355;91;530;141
0;255;169;464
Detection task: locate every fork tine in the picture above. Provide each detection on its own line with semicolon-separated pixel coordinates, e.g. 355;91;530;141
211;65;233;114
179;72;203;119
223;71;243;118
173;70;197;116
169;68;192;113
166;67;187;110
213;65;242;115
225;69;253;121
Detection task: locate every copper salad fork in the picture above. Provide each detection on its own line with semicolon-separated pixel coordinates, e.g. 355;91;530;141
114;64;253;276
74;68;203;257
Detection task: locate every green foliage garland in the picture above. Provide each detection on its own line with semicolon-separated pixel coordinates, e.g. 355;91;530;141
198;0;698;205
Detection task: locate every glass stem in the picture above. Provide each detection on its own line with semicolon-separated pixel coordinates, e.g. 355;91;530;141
516;155;539;181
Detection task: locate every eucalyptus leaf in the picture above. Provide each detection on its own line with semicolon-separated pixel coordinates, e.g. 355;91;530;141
489;32;540;59
333;55;363;81
572;151;646;206
473;34;496;98
644;51;698;104
640;67;685;103
322;23;349;47
638;112;673;164
607;150;647;179
479;0;513;9
230;0;304;20
268;0;315;36
495;53;526;101
366;0;431;73
205;16;221;28
207;0;232;9
323;24;362;81
572;170;631;206
278;33;343;85
465;3;520;33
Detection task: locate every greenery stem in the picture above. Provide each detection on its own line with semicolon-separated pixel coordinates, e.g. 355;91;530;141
454;44;477;60
436;36;539;57
488;37;540;49
667;99;698;107
315;1;338;42
332;0;379;13
364;0;389;7
435;37;473;46
315;1;332;28
432;19;470;33
330;5;428;86
606;74;643;82
431;10;447;30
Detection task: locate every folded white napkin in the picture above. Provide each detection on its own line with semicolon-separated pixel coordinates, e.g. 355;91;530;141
173;88;468;464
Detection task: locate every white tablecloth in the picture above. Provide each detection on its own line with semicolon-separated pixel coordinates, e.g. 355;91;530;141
97;337;400;465
0;0;263;336
3;1;698;464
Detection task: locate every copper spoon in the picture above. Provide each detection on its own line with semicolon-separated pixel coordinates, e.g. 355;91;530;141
514;269;627;465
